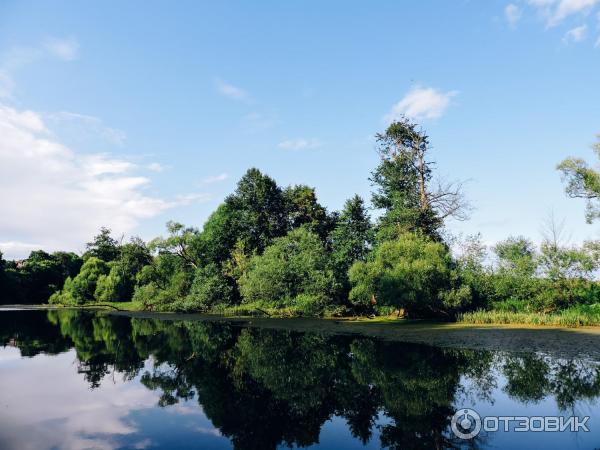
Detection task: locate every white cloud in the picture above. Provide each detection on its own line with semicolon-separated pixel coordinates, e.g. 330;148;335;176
278;138;322;150
384;86;458;123
49;111;126;146
528;0;599;25
595;35;600;46
202;173;229;184
146;162;165;172
0;104;207;259
505;3;523;25
215;78;250;102
563;24;588;41
554;0;599;24
43;37;80;61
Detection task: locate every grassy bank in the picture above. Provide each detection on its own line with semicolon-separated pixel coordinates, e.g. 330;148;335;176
36;299;600;328
459;306;600;327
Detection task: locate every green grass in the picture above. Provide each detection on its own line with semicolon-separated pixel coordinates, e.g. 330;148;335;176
209;302;307;318
458;305;600;327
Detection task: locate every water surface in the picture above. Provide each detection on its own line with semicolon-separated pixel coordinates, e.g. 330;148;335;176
1;309;599;449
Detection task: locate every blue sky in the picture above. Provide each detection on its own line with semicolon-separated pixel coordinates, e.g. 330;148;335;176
1;0;599;258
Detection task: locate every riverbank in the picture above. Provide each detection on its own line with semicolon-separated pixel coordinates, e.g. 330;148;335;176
5;304;600;359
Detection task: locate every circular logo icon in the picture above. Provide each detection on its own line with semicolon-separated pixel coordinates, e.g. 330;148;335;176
451;408;482;439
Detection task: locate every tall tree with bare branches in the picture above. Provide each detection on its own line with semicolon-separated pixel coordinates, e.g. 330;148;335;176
371;118;469;240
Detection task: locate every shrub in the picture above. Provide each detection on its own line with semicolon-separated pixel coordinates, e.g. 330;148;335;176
239;227;336;313
175;264;233;312
348;232;452;317
50;257;109;305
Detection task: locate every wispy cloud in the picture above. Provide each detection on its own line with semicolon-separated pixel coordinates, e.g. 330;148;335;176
0;36;80;98
202;173;228;184
527;0;599;26
43;37;80;61
146;162;165;172
563;24;588;42
278;138;322;151
49;111;126;146
215;78;251;102
384;86;458;123
505;3;523;25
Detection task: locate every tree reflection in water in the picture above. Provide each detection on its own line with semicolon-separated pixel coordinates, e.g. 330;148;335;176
2;310;600;450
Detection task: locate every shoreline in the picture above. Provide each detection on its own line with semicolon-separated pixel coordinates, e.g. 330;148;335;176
4;305;600;360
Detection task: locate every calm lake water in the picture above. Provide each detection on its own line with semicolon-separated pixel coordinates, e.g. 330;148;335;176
1;310;600;449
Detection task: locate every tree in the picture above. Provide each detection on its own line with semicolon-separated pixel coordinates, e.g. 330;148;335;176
95;267;128;302
239;227;337;313
494;236;537;277
0;251;7;304
86;227;120;262
95;237;153;302
490;236;539;304
557;135;600;223
225;168;288;254
151;221;201;268
52;251;83;280
177;263;234;311
133;253;193;310
50;257;109;305
330;195;373;299
371;119;468;240
194;204;238;266
283;185;332;241
348;232;452;317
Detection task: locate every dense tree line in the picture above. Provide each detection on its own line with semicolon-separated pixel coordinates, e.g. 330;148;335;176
3;121;600;317
0;249;82;305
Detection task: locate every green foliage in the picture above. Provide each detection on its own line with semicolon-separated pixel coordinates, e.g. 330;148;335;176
11;132;600;319
239;227;336;313
330;195;373;301
95;265;128;303
225;168;288;254
283;184;332;241
151;221;201;268
557;136;600;223
175;263;234;312
538;240;600;281
50;257;109;305
371;120;441;239
193;203;238;266
85;227;120;262
349;232;452;317
0;250;83;305
494;236;537;277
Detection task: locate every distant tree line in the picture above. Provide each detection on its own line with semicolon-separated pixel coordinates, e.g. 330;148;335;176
3;122;600;318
